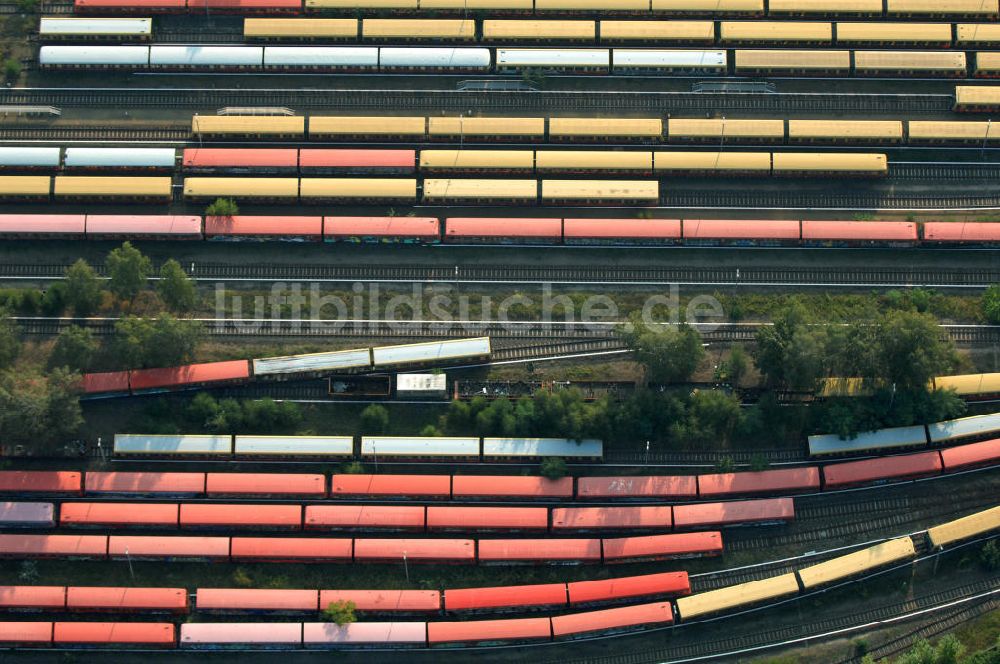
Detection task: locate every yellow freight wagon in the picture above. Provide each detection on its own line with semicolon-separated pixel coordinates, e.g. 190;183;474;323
835;22;953;45
797;538;915;590
534;150;653;171
653;151;771;174
768;0;881;14
309;116;426;138
428;117;546;139
483;20;596;41
0;176;51;199
191;115;305;138
422;179;538;202
668;118;785;141
305;0;418;10
975;52;1000;77
535;0;649;12
361;18;475;40
788;119;904;142
720;21;832;44
887;0;999;17
419;0;533;10
908;120;1000;142
418;150;535;171
772;152;887;176
854;50;967;76
243;18;359;40
55;176;171;200
927;506;1000;548
183;177;299;200
734;49;850;74
651;0;763;13
957;24;1000;46
675;574;800;621
599;20;714;42
548;117;662;140
299;178;417;200
540;179;659;202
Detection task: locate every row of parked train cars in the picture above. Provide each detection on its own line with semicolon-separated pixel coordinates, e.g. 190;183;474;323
0;506;997;648
35;44;1000;77
37;18;1000;50
65;0;1000;17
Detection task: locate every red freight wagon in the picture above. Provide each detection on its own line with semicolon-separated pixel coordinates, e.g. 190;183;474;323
108;536;229;561
551;601;673;639
80;370;131;396
923;222;1000;245
330;474;451;499
85;472;206;496
801;220;918;245
206;473;325;498
204;215;323;241
477;538;602;565
0;535;107;559
299;149;416;173
821;451;943;489
576;476;697;500
180;622;302;649
940;438;1000;471
323;217;440;243
54;622;175;647
85;215;202;241
562;218;682;245
697;467;821;497
0;214;86;239
428;617;552;646
444;218;562;244
60;502;180;529
551;506;673;532
318;589;441;614
0;502;55;528
187;0;301;11
353;538;475;564
451;476;573;500
444;583;567;612
0;621;53;645
66;587;188;613
682;219;801;244
566;571;690;607
180;504;301;530
196;589;319;613
304;505;426;531
229;537;353;562
182;148;298;172
303;621;427;647
129;360;251;392
74;0;187;12
426;506;548;532
0;472;82;496
672;498;795;529
601;532;723;563
0;586;66;611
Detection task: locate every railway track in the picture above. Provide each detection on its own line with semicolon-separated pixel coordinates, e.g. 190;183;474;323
5;262;1000;287
0;88;956;114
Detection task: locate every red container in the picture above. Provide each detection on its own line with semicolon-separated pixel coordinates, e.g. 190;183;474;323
551;506;672;531
304;505;425;530
563;218;681;241
205;216;323;241
330;474;451;499
323;217;440;243
601;532;723;563
60;503;179;528
551;601;673;639
180;622;303;648
0;214;86;238
672;498;795;529
0;586;66;611
697;467;820;497
428;617;551;645
0;621;53;644
445;583;567;612
0;472;82;496
451;476;573;500
230;537;352;562
822;451;943;488
801;220;917;242
182;148;298;170
85;472;206;496
206;474;325;498
80;371;130;395
444;217;562;243
129;360;250;391
66;587;188;613
426;506;548;531
85;215;202;240
353;538;474;564
682;219;800;241
196;589;319;613
477;538;602;565
179;504;301;530
53;622;175;647
299;149;416;172
0;535;107;559
576;476;697;500
108;536;228;561
923;222;1000;244
567;571;690;606
940;438;1000;471
318;589;440;614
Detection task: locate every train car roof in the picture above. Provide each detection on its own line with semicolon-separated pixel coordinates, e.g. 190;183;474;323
787;119;903;138
536;0;648;7
651;0;762;8
927;505;1000;548
63;147;175;168
113;434;232;455
601;532;724;561
80;370;130;394
66;587;187;611
353;538;476;561
562;217;681;239
419;0;531;7
39;45;149;65
84;472;206;495
674;573;799;620
909;121;1000;140
39;17;152;35
303;621;428;645
59;502;178;527
933;371;1000;394
836;22;953;41
613;49;727;67
191;115;305;135
196;588;318;611
496;48;609;67
0;471;81;494
853;50;967;70
535;151;652;169
179;503;301;528
0;586;66;610
243;18;358;38
541;179;659;200
599;20;714;40
444;582;566;611
85;215;202;236
653;152;771;170
0;502;55;525
451;475;574;498
0;214;86;236
183;147;298;168
0;176;52;195
697;467;820;496
54;176;171;197
231;436;353;457
205;215;323;237
229;537;352;561
426;178;536;200
683;218;800;239
318;589;441;613
427;617;551;645
482;437;603;457
0;147;60;168
298;177;417;198
427;506;549;530
306;0;416;8
566;571;690;605
927;412;1000;443
575;475;697;498
379;47;490;67
668;118;784;137
306;504;425;529
772;153;888;172
720;20;831;40
797;537;915;589
263;46;378;66
0;534;107;557
324;215;439;238
309;115;424;135
420;150;534;169
180;622;302;647
734;49;850;69
330;474;451;497
552;601;674;638
477;538;603;562
886;0;998;14
128;360;251;390
956;25;1000;42
183;177;299;198
768;0;880;11
551;505;673;530
207;472;326;495
821;450;943;487
360;435;480;456
673;497;795;528
483;19;595;39
54;622;175;646
808;423;927;455
252;348;370;375
300;148;415;168
362;18;474;38
800;220;915;241
548;117;662;135
444;216;560;237
427;116;545;135
149;45;263;66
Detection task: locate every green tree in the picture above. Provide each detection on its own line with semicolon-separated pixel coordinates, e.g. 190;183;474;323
41;282;67;316
980;539;1000;571
627;322;705;383
982;284;1000;324
157;259;197;312
48;326;97;372
0;313;19;370
874;310;958;391
3;59;20;83
684;390;742;446
360;404;390;434
420;424;443;437
205;198;239;217
539;456;567;479
106;242;151;302
753;304;827;391
720;344;749;387
322;600;356;626
64;259;103;316
114;314;202;368
0;367;83;452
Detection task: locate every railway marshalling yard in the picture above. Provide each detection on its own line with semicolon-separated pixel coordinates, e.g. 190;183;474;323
6;1;1000;663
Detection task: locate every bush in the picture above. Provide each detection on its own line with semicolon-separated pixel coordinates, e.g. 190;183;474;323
48;326;97;372
157;259;197;312
106;242;151;302
3;58;21;83
0;313;19;370
983;285;1000;324
114;314;203;368
41;282;67;316
322;600;356;626
540;456;567;479
64;260;103;316
341;461;365;474
360;404;389;434
205;198;239;217
980;539;1000;571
